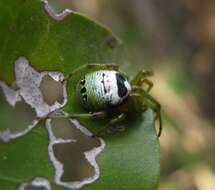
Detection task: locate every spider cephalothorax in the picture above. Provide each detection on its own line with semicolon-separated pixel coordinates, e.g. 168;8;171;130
63;63;162;137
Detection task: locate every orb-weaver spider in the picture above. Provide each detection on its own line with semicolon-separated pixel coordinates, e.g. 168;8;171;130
50;64;162;137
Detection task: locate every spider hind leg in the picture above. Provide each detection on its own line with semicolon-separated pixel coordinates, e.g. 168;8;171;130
131;87;162;137
143;93;162;137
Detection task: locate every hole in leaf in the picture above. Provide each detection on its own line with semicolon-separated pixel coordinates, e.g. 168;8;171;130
0;81;37;142
15;57;67;117
52;119;100;181
39;75;64;106
0;56;68;142
42;0;73;21
18;177;51;190
46;116;105;189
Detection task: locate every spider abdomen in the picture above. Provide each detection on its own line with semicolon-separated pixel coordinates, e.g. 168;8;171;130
76;70;131;111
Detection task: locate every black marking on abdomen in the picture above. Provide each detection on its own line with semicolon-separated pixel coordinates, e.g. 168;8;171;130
83;94;87;102
116;73;127;98
80;79;86;85
81;87;86;94
101;73;107;94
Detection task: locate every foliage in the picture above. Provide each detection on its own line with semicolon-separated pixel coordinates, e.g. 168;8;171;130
0;0;160;189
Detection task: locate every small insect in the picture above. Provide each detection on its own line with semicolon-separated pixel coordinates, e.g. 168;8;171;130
63;64;162;137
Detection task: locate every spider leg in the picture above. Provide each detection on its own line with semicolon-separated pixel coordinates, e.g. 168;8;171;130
141;79;154;92
132;78;154;93
131;87;162;137
92;113;126;137
63;64;119;82
130;70;153;85
130;70;154;92
146;97;162;137
39;111;107;120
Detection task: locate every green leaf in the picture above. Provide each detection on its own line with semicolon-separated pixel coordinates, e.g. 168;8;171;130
0;0;160;189
84;110;160;190
0;123;54;189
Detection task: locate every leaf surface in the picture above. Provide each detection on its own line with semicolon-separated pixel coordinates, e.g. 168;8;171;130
0;0;160;189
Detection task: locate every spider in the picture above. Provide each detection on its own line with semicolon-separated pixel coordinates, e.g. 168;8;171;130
53;64;162;137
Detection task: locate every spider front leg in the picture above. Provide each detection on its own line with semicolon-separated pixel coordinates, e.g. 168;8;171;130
63;63;119;82
145;94;162;137
130;70;154;92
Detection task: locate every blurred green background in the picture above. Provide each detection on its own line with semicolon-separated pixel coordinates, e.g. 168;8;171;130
49;1;215;190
